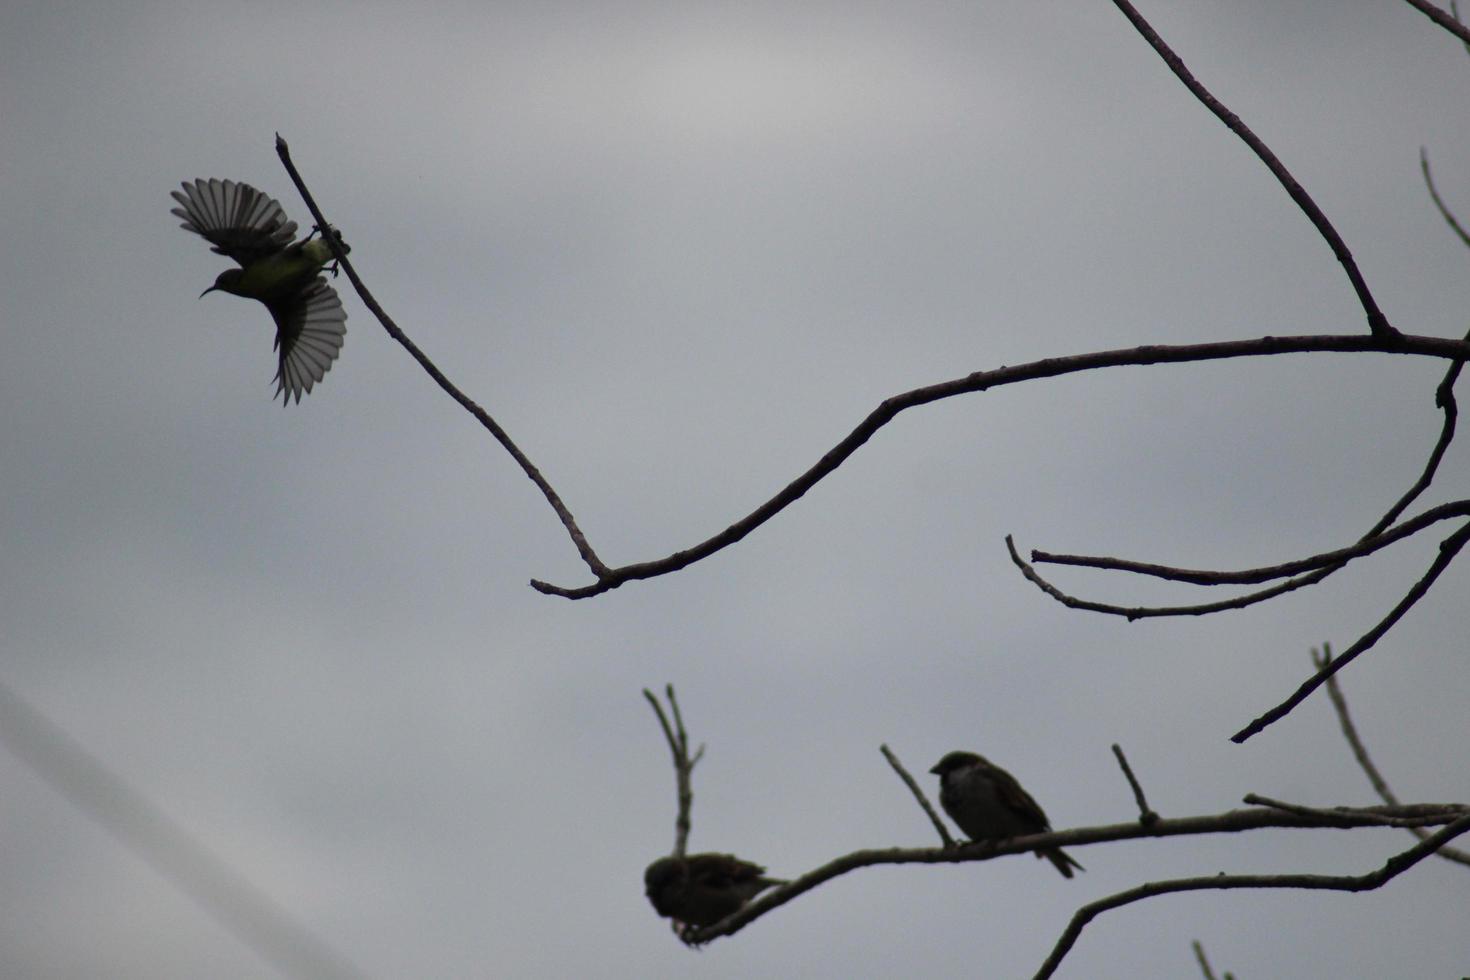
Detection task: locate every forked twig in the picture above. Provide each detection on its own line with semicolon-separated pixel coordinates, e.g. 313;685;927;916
644;685;704;856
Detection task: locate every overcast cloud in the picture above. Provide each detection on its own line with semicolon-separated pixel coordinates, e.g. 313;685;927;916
2;1;1468;977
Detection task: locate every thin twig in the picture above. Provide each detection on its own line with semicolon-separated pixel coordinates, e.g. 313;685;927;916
1111;0;1395;337
1031;813;1470;979
1111;744;1159;825
1191;940;1226;980
1232;520;1470;742
1420;148;1470;249
683;802;1467;944
1312;646;1470;866
644;685;703;857
880;745;955;848
273;135;610;583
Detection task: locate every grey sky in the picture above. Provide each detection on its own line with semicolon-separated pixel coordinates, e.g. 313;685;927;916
3;1;1468;976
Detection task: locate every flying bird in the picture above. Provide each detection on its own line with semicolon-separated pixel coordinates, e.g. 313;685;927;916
644;852;784;941
171;178;348;403
930;750;1084;878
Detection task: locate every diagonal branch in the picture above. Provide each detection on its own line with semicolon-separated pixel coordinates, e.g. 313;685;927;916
1313;645;1470;866
1111;0;1396;338
881;744;955;848
273;135;611;581
1420;148;1470;249
1401;0;1470;47
1232;520;1470;742
1191;940;1233;980
1111;744;1159;826
1032;811;1470;979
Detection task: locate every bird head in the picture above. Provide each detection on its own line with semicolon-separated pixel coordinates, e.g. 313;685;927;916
930;750;986;776
644;856;686;912
200;268;245;299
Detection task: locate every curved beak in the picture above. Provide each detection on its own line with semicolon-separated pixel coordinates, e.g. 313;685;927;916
198;285;219;299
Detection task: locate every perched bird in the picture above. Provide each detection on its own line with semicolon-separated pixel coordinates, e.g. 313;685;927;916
644;852;784;938
170;178;349;403
930;750;1084;878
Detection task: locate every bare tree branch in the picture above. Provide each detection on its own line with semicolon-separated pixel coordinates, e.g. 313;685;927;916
1420;148;1470;249
1192;939;1234;980
644;685;703;857
1232;520;1470;742
683;803;1469;945
1312;646;1470;866
1241;793;1463;829
1111;744;1159;826
1007;534;1337;620
524;335;1469;599
1032;812;1470;979
277;134;1470;603
881;744;955;848
274;135;611;587
1011;316;1465;616
1031;501;1470;587
1111;0;1395;338
1402;0;1470;47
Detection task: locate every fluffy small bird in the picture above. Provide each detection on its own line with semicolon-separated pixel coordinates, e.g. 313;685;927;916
930;750;1084;878
171;178;349;404
644;852;784;938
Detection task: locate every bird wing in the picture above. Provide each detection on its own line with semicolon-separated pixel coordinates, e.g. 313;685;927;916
266;278;347;404
990;765;1053;830
171;178;299;267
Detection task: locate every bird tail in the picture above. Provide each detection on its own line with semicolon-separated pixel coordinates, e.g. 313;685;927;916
1040;847;1084;879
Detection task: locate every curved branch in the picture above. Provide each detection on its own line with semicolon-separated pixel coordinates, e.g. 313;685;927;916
1007;534;1338;620
1032;812;1470;979
531;334;1467;599
1011;324;1465;616
1112;0;1395;338
1030;500;1470;585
